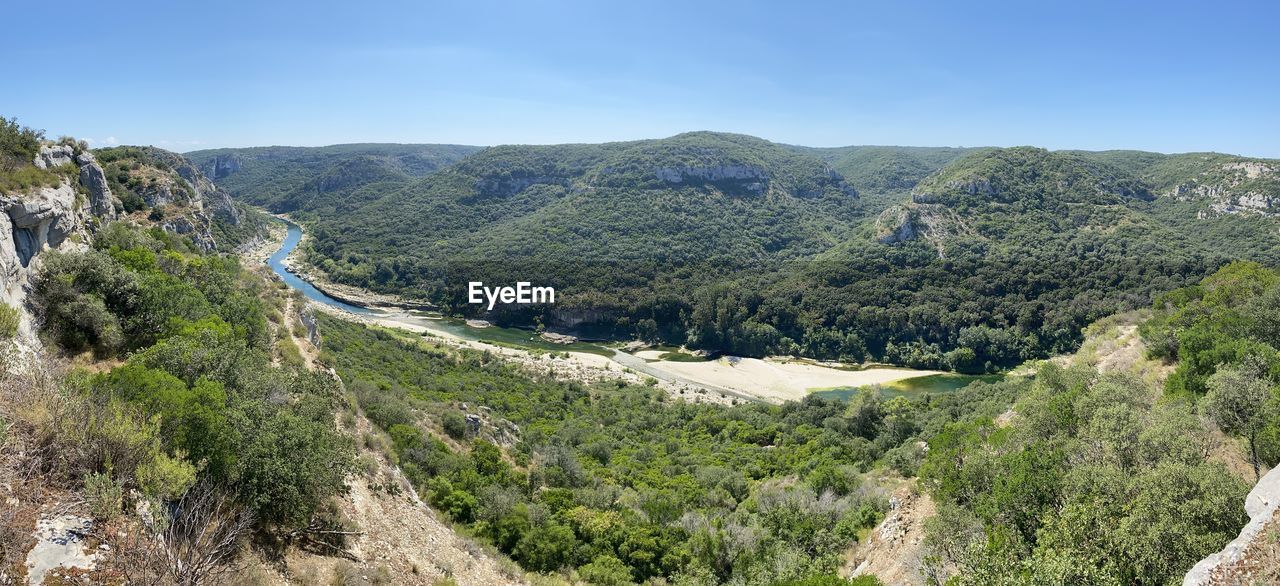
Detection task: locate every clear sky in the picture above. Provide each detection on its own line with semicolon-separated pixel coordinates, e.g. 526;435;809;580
4;0;1278;156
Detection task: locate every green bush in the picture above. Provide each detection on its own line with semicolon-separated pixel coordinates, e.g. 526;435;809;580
577;554;633;585
84;471;124;521
0;304;18;339
442;410;466;440
136;451;198;501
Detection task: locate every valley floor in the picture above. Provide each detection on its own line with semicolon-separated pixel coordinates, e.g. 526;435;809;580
260;219;942;404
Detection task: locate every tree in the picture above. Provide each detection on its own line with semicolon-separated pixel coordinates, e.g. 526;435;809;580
0;116;42;169
234;409;354;527
1201;360;1278;479
514;522;578;572
578;554;633;585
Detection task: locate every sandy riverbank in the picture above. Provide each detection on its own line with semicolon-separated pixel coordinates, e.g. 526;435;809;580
309;303;738;405
318;303;941;404
652;357;940;403
256;216;941;405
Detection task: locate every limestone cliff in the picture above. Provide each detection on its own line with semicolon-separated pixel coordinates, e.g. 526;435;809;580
1161;159;1280;218
93;145;255;252
0;145;114;348
0;145;122;295
1;142;256;346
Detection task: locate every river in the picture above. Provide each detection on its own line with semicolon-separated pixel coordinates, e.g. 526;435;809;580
269;222;374;315
265;218;984;402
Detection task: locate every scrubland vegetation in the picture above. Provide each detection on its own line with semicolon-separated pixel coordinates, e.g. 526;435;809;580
2;224;352;583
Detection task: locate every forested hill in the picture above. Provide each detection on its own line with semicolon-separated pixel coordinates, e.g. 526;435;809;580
771;146;1278;372
186;143;483;211
792;145;976;194
276;132;873;335
198;133;1280;369
322;131;864;265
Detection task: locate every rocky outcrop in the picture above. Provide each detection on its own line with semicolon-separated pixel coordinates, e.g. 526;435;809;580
0;146;124;311
205;153;242;180
161;214;217;251
124;147;243;226
177;165;241;225
655;163;768;184
300;306;322;346
654;164;769;194
873;203;978;258
75;152;117;220
0;183;87;305
1184;465;1280;585
24;515;98;584
875;206;919;244
549;307;614;329
1168;161;1279;218
33;144;74;170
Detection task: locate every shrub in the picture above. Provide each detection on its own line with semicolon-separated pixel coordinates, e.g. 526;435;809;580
442;410;467;440
85;471;124;521
136;451;198;501
578;554;633;585
0;304;18;339
234;409;354;527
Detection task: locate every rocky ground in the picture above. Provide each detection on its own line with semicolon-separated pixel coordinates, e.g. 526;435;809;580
844;480;936;585
260;407;525;586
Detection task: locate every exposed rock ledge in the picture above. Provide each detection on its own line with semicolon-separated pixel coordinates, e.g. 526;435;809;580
1184;464;1280;585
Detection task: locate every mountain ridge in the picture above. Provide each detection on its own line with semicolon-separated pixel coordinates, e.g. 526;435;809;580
190;133;1280;367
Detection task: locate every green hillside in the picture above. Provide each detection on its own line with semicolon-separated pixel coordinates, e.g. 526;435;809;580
201;136;1280;369
297;133;867;330
185;143;482;210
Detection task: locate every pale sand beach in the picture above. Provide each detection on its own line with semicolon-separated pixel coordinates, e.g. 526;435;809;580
651;357;941;403
365;310;938;403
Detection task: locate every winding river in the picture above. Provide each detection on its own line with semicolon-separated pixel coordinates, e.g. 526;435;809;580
265;218;989;402
269;222;374;315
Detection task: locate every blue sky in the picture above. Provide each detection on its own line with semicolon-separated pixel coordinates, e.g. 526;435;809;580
4;0;1278;155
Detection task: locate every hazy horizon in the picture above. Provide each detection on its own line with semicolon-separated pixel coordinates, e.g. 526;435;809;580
173;134;1273;161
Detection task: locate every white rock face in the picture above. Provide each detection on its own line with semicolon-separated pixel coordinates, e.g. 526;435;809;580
655;162;762;185
1223;161;1275;179
75;152;117;220
33;144;74;170
24;515;98;585
1173;161;1279;218
0;149;115;353
875;205;918;244
0;183;86;304
1183;465;1280;585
